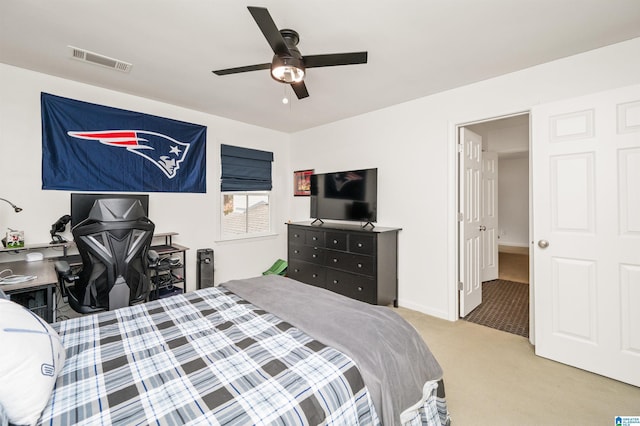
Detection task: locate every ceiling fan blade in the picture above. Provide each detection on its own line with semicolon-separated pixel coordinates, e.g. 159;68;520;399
212;63;270;76
291;81;309;99
304;52;368;68
247;6;291;56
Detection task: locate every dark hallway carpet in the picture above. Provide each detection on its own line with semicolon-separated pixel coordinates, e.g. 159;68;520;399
463;279;529;338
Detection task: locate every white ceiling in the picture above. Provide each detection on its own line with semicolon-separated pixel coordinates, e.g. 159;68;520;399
1;1;639;133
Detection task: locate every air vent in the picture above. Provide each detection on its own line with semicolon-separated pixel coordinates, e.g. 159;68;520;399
68;46;132;73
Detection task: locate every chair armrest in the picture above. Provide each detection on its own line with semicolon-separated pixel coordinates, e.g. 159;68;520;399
54;260;78;283
147;250;159;267
54;260;71;275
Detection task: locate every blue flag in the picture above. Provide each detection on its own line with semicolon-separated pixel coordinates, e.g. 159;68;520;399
41;93;207;193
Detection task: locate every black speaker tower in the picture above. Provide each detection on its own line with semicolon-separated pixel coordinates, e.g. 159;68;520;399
196;248;214;289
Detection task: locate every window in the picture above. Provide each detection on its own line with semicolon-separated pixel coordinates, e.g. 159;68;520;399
221;192;270;236
220;145;274;239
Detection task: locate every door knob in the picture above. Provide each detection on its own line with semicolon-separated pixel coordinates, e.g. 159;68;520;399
479;225;486;231
538;240;549;249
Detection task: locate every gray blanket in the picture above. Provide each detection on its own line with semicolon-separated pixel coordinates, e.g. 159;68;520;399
222;275;443;426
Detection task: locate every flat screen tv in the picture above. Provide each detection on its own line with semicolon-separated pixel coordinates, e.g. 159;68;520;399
310;168;377;225
70;193;149;227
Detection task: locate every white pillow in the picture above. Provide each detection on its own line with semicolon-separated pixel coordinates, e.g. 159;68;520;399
0;402;8;426
0;298;65;425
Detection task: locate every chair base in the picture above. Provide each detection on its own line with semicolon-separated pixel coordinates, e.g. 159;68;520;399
109;276;129;311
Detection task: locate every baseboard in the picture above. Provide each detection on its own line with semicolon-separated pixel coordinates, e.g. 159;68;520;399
499;244;529;255
397;299;450;321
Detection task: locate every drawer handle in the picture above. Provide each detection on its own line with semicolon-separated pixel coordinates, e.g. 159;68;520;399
333;258;338;263
357;286;363;291
357;243;363;248
333;279;339;284
333;239;338;244
312;254;317;258
294;249;299;254
313;236;318;241
294;234;300;238
312;273;317;278
294;268;299;273
357;263;363;268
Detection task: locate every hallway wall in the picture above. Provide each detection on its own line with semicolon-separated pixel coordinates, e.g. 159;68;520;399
498;154;529;247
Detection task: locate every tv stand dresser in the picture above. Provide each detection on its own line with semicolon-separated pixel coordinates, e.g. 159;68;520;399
287;221;401;306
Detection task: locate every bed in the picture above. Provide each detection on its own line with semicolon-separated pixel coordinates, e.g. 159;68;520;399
0;275;449;426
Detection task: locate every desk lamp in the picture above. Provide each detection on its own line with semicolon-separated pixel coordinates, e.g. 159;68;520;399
0;198;22;213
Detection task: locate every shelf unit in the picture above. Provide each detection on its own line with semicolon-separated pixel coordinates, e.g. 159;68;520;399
7;287;50;320
0;241;70;256
148;233;188;300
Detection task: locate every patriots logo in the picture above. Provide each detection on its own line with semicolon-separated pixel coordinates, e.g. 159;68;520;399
67;130;190;179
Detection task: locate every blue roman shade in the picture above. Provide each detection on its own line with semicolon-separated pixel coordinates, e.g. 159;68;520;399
221;144;274;191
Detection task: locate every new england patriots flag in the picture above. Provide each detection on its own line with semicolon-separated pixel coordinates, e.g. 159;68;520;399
41;93;206;193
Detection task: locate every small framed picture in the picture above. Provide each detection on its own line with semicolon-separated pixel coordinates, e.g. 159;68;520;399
293;169;313;196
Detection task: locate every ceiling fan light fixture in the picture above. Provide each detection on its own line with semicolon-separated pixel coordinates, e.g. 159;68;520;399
211;7;368;100
271;56;305;83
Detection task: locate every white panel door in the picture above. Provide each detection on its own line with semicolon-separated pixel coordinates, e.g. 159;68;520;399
482;151;499;282
459;127;483;316
532;84;640;386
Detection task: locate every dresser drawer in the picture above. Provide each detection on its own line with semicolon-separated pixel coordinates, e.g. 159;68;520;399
306;229;324;245
325;251;374;276
289;227;306;243
325;232;347;251
289;245;325;264
288;261;326;288
349;234;375;255
326;270;375;304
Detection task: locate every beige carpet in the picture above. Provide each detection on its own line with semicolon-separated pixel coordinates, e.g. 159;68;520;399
396;307;640;425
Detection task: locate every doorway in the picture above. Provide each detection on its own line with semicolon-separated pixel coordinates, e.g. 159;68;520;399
458;113;531;337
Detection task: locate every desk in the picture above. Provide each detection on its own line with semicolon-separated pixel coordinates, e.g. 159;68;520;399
0;233;186;323
1;259;58;323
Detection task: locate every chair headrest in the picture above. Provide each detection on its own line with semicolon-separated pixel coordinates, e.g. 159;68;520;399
87;198;148;222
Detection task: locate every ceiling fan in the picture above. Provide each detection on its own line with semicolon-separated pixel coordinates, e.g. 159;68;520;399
212;6;368;99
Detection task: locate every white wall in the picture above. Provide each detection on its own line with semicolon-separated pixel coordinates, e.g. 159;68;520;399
469;119;530;248
498;155;529;247
3;37;639;319
290;37;640;319
484;123;529;153
0;63;291;289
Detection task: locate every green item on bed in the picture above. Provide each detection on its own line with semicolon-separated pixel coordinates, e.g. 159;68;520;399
263;259;287;276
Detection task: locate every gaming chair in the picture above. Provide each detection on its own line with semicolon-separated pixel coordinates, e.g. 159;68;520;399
55;198;155;313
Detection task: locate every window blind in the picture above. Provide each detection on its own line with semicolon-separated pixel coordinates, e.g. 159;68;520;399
220;144;274;191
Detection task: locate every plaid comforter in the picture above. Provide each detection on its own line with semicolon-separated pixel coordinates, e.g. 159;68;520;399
39;287;379;425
